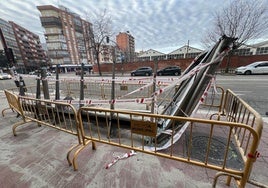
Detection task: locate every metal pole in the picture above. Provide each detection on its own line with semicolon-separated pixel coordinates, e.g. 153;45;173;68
36;74;41;99
111;60;115;110
79;63;84;107
108;39;117;137
109;51;116;137
151;58;158;114
121;53;124;76
55;64;60;100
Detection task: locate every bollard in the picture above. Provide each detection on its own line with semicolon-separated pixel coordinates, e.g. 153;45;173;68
19;76;26;96
36;73;41;99
41;67;50;99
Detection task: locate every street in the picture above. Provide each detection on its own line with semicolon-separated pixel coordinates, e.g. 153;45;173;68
1;74;267;116
215;75;268;116
0;73;268;187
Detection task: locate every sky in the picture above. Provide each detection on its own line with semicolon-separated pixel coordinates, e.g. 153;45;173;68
1;0;267;53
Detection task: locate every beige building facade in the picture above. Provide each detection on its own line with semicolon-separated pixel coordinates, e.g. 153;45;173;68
37;5;94;66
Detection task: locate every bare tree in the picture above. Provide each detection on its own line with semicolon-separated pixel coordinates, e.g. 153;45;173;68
203;0;268;72
86;9;113;76
205;0;268;46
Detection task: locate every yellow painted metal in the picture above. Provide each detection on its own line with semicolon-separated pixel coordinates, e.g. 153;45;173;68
3;90;85;170
3;84;263;187
77;88;262;188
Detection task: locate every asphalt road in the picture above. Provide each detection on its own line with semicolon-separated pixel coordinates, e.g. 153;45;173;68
215;75;268;116
1;74;267;116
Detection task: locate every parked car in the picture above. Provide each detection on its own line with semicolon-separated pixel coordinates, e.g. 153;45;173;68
157;66;181;76
46;71;52;76
29;71;36;75
0;73;12;80
29;70;52;76
235;61;268;75
131;67;153;76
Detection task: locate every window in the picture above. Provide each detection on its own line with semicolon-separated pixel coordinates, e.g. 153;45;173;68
256;47;268;55
233;48;252;56
258;62;268;67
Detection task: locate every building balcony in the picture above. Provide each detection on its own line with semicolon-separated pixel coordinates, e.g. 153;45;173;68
40;17;62;27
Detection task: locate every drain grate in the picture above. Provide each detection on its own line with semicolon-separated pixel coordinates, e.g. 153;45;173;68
185;134;244;170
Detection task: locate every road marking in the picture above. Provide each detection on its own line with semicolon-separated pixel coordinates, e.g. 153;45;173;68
232;90;252;93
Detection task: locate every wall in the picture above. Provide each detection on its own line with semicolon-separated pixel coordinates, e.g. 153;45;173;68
92;54;268;74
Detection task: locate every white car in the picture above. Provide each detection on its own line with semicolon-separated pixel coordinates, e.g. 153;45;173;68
235;61;268;75
0;73;12;80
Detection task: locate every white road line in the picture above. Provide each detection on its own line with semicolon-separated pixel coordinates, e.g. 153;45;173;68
231;90;253;93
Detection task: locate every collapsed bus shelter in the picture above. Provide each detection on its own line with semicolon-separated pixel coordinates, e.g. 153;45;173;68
2;36;265;187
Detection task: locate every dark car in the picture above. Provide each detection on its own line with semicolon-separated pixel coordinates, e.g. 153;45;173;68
157;66;181;76
131;67;153;76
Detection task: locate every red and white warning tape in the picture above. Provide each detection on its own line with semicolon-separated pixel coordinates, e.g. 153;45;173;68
105;150;137;169
55;97;153;105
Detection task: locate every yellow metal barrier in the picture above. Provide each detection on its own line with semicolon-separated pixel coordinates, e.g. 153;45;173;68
3;89;95;170
2;90;24;117
60;80;154;100
211;89;263;187
3;86;263;187
77;91;262;187
201;86;225;113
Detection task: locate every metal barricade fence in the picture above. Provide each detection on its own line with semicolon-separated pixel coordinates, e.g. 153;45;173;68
200;86;225;113
3;82;263;187
211;89;263;187
59;80;155;100
77;89;262;187
14;95;95;169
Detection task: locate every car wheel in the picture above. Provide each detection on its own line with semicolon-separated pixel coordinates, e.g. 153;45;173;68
245;70;251;75
158;72;162;76
131;73;135;76
145;73;149;76
174;72;179;76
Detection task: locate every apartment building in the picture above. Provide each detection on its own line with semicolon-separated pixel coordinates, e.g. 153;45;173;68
9;21;46;72
37;5;94;66
116;31;135;62
0;18;22;70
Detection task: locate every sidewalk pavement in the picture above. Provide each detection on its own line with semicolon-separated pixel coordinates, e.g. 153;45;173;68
0;90;267;188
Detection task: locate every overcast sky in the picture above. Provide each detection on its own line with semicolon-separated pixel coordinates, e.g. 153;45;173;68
1;0;267;53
